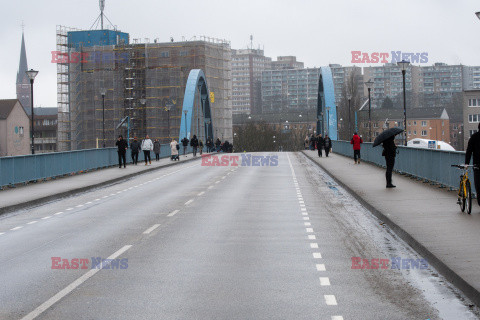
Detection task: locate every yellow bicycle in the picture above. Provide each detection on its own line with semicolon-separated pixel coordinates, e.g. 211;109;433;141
452;165;475;214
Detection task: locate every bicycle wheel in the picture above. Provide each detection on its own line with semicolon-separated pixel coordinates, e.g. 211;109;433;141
466;180;472;215
459;180;466;212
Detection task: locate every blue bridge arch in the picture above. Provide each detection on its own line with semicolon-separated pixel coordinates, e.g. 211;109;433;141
179;69;214;141
317;66;337;140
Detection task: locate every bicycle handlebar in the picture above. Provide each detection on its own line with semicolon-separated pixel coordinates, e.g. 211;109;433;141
451;164;477;169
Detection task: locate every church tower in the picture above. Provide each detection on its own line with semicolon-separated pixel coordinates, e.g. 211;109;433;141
16;31;31;112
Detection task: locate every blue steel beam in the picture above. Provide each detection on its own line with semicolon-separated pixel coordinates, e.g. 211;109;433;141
179;69;214;141
317;67;337;140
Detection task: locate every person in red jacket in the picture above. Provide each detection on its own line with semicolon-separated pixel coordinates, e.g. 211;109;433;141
350;132;363;164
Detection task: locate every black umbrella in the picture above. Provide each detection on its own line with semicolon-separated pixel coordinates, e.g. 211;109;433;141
373;127;404;147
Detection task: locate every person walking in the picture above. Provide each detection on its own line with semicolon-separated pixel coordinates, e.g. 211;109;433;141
465;123;480;205
206;137;213;153
190;135;199;157
115;135;128;169
215;138;221;152
199;139;204;155
304;135;310;150
170;138;179;161
181;137;189;156
382;136;397;188
316;134;324;157
324;134;332;157
153;139;161;161
309;134;316;151
351;132;363;164
130;137;141;165
141;135;153;165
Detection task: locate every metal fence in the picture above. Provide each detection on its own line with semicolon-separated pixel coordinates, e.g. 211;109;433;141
0;144;195;189
332;140;472;193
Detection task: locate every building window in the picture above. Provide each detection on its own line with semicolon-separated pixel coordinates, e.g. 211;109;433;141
19;126;24;136
161;51;170;58
468;114;480;123
413;121;417;125
469;99;480;107
421;121;427;127
421;130;427;136
414;130;417;135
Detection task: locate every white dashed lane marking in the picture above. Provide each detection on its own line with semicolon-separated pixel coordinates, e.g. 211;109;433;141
41;216;52;220
27;221;38;225
54;212;63;216
332;316;344;320
185;199;194;205
316;264;326;271
319;277;331;286
143;224;161;235
10;226;23;231
313;252;322;259
167;210;180;217
324;295;338;305
308;235;316;240
306;228;313;233
197;191;205;196
310;243;319;249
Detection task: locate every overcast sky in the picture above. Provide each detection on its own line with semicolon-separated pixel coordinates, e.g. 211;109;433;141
1;0;480;108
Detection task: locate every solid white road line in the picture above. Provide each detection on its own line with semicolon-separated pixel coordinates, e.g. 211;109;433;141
27;221;38;225
167;210;180;217
41;216;52;220
54;212;63;216
313;252;322;259
197;191;205;196
143;224;161;234
21;245;132;320
324;295;337;305
310;243;319;249
316;264;326;271
306;228;314;233
10;226;23;231
185;199;194;205
319;277;331;286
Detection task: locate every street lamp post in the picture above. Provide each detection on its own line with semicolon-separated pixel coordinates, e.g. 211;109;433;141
347;93;352;139
166;106;171;141
100;88;106;148
26;69;39;154
183;110;188;139
325;107;331;136
397;59;410;146
140;98;146;140
364;79;374;142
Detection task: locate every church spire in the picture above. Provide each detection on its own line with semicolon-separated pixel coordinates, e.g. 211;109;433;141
16;31;28;84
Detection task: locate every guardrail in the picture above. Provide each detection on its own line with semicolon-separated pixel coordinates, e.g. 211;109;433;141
0;144;195;189
332;140;473;194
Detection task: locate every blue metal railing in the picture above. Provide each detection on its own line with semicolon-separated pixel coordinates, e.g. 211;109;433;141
0;144;194;189
331;140;472;193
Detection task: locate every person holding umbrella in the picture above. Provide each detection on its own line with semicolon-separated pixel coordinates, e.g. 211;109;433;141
373;127;403;188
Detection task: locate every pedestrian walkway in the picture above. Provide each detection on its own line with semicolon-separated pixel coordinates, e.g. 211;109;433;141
0;154;198;215
302;150;480;306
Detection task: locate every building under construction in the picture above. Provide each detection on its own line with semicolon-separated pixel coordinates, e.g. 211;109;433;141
56;26;232;151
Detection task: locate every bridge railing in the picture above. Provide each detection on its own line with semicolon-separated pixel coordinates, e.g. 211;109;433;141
0;144;193;189
332;140;472;193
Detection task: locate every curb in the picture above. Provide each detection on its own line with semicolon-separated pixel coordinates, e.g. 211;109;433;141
0;156;199;216
301;150;480;307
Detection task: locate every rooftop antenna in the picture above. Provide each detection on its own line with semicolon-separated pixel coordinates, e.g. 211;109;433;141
99;0;105;29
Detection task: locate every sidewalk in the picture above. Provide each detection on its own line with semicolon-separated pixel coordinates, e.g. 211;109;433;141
0;154;199;215
302;150;480;307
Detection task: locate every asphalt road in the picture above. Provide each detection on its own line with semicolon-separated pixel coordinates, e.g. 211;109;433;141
0;152;477;319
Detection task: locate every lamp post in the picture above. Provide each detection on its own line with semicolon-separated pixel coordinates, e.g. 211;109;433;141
183;110;188;139
397;59;410;146
326;107;331;136
140;98;146;140
26;69;38;154
364;79;374;142
347;93;352;139
165;105;171;141
100;88;106;148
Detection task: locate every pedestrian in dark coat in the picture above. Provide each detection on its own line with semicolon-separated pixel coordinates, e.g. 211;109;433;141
181;137;189;156
130;137;141;165
309;134;316;151
382;136;397;188
206;137;213;153
351;133;363;164
153;139;161;161
115;135;128;168
316;134;324;157
199;140;204;155
465;123;480;205
215;138;221;152
190;135;199;157
324;135;332;157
